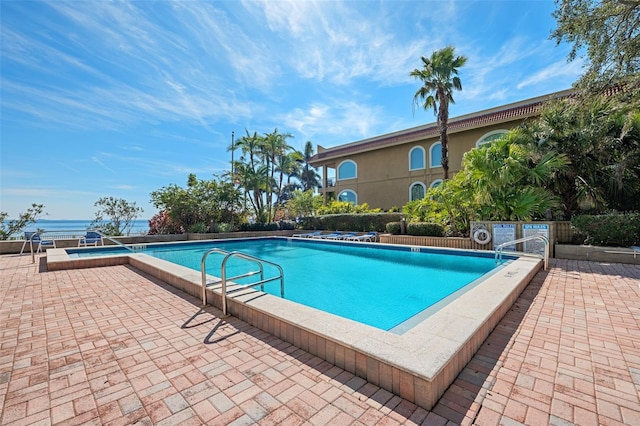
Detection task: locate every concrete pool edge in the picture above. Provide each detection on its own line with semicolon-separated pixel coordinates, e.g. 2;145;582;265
47;242;542;410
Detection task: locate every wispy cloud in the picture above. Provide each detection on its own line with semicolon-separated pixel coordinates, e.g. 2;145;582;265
517;59;584;89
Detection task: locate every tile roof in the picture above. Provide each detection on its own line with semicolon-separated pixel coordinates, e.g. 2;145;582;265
309;90;569;164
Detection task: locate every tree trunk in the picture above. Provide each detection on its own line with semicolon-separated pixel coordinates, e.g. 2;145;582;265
438;90;450;180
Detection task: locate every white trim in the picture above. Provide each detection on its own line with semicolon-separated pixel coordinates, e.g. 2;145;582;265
338;189;357;204
429;141;442;168
430;179;443;188
409;182;426;201
475;129;509;147
408;146;426;171
337;160;357;180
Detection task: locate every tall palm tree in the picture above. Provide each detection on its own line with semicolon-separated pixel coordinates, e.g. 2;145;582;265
300;140;320;191
410;46;467;179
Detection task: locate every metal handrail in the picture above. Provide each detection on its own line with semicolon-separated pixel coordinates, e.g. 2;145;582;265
495;235;550;270
200;248;284;316
201;248;231;305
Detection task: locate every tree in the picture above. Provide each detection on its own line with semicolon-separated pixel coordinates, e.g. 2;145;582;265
410;46;468;179
300;141;321;191
150;174;242;232
231;129;302;223
285;190;322;219
90;197;143;236
518;92;640;216
551;0;640;91
0;203;45;240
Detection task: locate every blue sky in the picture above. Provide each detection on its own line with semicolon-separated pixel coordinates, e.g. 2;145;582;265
0;0;582;220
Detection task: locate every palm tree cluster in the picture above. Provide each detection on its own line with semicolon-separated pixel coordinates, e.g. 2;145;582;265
230;130;320;223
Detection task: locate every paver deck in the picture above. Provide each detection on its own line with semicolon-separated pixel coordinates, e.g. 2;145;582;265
1;254;638;425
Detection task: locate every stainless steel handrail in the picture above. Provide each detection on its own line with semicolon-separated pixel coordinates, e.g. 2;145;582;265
200;248;284;316
494;235;550;270
201;248;231;305
220;251;285;316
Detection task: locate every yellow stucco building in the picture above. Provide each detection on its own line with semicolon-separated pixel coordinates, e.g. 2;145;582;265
309;89;571;209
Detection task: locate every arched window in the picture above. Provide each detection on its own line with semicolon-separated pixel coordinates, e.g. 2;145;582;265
476;130;508;147
409;146;425;171
409;182;426;201
338;189;357;204
337;160;357;180
429;142;441;168
430;179;443;188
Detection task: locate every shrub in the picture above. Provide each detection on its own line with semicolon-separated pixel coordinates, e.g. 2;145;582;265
571;212;640;246
298;213;404;232
385;222;402;235
212;223;234;233
406;222;445;237
238;222;279;232
148;210;184;235
278;220;296;230
188;222;209;233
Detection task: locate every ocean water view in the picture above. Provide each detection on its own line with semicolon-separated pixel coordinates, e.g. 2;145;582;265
7;219;149;238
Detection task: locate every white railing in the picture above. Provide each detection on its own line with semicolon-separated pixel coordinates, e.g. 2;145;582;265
495;235;550;270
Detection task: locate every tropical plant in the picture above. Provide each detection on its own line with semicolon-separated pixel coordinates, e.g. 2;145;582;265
90;197;143;236
0;203;45;240
150;174;242;232
518;92;640;216
299;140;321;191
410;46;468;179
148;210;184;235
316;201;382;215
459;133;568;221
285;190;323;219
231;129;305;223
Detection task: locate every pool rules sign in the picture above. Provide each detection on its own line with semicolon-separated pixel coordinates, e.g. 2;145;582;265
522;224;549;256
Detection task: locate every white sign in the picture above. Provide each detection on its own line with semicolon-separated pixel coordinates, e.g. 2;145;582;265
522;224;549;255
492;224;516;251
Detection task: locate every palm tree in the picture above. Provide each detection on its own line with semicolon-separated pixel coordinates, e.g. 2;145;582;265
410;46;467;179
300;140;320;191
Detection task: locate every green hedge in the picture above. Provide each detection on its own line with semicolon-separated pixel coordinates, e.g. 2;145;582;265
406;222;445;237
385;221;402;235
571;212;640;247
238;222;279;232
299;213;404;232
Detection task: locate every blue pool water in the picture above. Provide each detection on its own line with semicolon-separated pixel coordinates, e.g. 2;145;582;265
67;238;510;331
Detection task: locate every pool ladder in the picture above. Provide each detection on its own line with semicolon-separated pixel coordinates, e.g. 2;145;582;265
200;248;284;316
494;235;549;270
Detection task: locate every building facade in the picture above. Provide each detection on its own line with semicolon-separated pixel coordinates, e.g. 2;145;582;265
309;90;571;210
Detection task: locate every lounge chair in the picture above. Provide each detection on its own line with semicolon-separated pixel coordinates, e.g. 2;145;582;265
292;230;323;238
334;232;358;240
19;232;56;254
346;231;378;242
79;231;103;247
313;231;344;239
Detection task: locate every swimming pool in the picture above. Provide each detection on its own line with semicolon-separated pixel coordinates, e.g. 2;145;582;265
67;238;510;332
54;236;541;410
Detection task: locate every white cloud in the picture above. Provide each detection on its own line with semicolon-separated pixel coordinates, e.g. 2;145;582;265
517;59;584;90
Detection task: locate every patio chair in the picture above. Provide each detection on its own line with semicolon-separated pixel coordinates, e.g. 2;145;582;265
314;231;344;239
79;231;103;247
292;230;323;238
19;232;56;254
346;231;378;242
334;232;358;240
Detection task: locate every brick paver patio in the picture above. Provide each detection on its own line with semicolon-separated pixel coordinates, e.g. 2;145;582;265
1;254;638;425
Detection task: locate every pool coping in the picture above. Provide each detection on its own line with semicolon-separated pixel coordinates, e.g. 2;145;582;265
46;237;542;410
